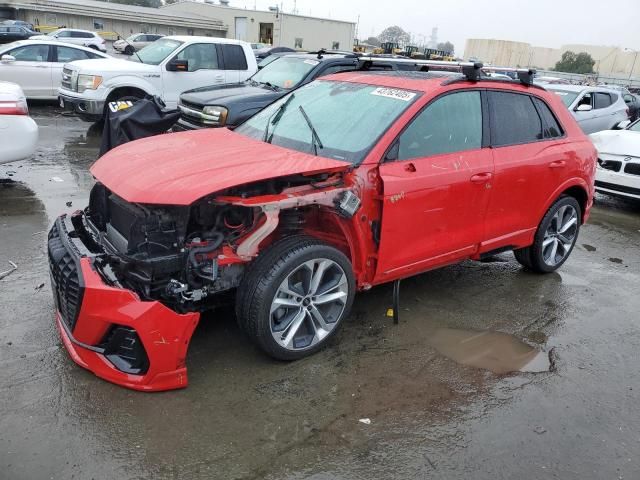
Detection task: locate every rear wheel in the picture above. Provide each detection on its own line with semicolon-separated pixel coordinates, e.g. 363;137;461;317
514;196;581;273
236;236;355;360
124;45;134;55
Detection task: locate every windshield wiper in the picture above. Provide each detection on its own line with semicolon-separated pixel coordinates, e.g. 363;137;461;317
298;105;324;156
262;81;280;91
263;93;295;143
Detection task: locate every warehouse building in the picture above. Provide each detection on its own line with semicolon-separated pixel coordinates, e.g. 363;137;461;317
464;38;639;80
0;0;356;50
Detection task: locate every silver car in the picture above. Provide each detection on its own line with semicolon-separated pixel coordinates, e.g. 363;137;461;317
546;84;629;134
113;33;163;55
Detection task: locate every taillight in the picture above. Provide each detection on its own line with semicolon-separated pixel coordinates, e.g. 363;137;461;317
0;99;28;115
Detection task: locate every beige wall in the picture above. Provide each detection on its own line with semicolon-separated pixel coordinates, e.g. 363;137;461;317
464;38;640;78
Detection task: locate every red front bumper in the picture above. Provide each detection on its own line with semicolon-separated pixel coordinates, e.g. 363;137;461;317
49;214;200;392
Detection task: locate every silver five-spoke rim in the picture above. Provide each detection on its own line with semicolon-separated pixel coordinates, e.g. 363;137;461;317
542;204;578;266
270;258;348;351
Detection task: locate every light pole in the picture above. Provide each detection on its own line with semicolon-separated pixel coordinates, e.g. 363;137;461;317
624;48;639;82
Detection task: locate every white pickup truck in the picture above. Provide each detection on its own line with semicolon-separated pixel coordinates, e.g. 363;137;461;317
58;36;257;122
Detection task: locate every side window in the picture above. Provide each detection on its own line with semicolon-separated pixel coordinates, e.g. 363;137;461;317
532;97;564;139
174;43;219;72
576;92;592;109
8;44;49;62
319;64;356;76
593;92;612;109
489;91;543;146
398;91;482;160
9;27;21;33
56;46;91;63
220;44;247;70
57;30;72;38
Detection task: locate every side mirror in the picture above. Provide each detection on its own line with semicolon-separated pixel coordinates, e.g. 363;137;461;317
614;120;631;130
1;54;15;63
166;59;188;72
576;104;592;112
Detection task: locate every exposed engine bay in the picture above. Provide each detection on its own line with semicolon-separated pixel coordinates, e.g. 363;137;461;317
77;172;361;312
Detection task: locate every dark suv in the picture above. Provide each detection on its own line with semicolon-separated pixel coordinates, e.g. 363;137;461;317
0;25;38;43
174;51;417;131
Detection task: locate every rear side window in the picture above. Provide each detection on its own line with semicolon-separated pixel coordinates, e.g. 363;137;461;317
489;91;543;146
56;45;91;62
593;92;613;109
220;44;248;70
398;91;482;160
532;97;564;139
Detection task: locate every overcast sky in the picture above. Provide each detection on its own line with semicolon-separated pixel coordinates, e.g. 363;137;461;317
242;0;640;54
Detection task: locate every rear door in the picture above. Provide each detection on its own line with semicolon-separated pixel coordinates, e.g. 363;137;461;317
484;91;568;246
0;43;51;98
376;90;493;279
218;43;249;83
162;42;224;107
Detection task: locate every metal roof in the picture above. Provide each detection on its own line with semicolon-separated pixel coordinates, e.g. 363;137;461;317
0;0;227;31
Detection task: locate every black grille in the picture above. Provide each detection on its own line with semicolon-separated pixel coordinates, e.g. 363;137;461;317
624;163;640;176
48;222;83;330
598;159;622;172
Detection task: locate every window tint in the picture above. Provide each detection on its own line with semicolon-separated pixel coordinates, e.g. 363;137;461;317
220;44;247;70
0;27;7;33
8;44;49;61
398;91;482;160
175;43;218;71
489;91;543;146
9;27;21;33
532;97;564;139
593;92;612;109
56;45;90;62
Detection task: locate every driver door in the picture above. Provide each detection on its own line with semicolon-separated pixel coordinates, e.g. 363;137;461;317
374;90;494;281
162;42;226;108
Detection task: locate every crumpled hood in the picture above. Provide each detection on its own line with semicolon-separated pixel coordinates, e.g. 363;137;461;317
91;128;350;205
589;129;640;157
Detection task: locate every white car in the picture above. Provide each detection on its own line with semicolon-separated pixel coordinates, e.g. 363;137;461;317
58;36;257;121
0;81;38;165
30;28;107;53
0;40;109;100
590;120;640;200
114;33;164;55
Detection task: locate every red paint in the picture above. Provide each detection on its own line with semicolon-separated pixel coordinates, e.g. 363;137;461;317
56;74;596;391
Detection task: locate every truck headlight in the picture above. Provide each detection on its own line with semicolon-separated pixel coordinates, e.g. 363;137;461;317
202;106;228;125
77;74;103;93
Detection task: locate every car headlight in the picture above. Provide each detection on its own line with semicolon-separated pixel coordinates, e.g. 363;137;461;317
202;106;228;126
77;74;103;93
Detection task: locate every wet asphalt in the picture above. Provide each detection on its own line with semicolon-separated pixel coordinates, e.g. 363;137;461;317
1;106;640;480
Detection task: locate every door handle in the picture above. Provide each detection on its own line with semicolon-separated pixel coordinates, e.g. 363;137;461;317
470;172;492;183
549;160;566;168
404;162;416;173
35;65;48;68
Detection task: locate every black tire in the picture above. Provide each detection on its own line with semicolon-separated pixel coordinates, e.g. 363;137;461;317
88;44;99;51
514;195;581;273
236;235;355;360
124;45;134;55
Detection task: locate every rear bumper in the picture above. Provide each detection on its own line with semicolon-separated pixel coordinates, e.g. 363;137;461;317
0;115;38;164
49;215;200;392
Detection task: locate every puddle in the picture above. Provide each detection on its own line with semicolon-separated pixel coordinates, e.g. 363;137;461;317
426;328;551;374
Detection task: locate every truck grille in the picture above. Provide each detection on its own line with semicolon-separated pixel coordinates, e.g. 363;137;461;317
61;67;77;92
48;221;83;330
177;101;221;129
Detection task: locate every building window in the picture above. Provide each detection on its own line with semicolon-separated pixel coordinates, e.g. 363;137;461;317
294;37;303;49
45;13;57;25
167;27;175;36
93;18;104;30
187;28;194;36
332;41;340;50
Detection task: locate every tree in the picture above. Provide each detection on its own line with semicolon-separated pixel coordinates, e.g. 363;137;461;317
437;41;454;54
554;51;595;74
365;36;381;47
378;26;410;46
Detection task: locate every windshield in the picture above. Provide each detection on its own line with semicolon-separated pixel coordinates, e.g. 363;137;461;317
251;56;318;89
134;38;183;65
552;89;580;107
235;80;420;164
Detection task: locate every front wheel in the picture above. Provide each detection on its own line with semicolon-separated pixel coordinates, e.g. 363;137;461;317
236;236;355;360
514;195;581;273
124;45;134;55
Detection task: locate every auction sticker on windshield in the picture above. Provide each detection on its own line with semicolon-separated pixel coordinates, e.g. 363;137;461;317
371;87;416;101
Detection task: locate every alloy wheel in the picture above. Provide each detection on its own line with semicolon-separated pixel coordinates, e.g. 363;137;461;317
542;204;578;266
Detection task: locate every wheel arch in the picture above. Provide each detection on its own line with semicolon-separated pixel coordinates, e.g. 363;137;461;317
540;178;591;225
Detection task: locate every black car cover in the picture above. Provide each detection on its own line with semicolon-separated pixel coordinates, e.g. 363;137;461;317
99;96;181;157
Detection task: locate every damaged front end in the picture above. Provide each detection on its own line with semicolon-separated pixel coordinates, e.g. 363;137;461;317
49;169;361;391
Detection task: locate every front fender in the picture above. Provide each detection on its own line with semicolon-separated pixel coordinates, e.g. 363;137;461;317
103;75;158;98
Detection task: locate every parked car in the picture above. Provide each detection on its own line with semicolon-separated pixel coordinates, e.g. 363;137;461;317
175;51;403;130
0;24;38;43
30;28;107;52
254;45;296;60
48;67;596;391
0;81;38;164
623;92;640;122
250;42;270;50
0;40;109;100
590;118;640;200
546;84;629;134
114;33;164;55
1;20;36;31
57;36;257;122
